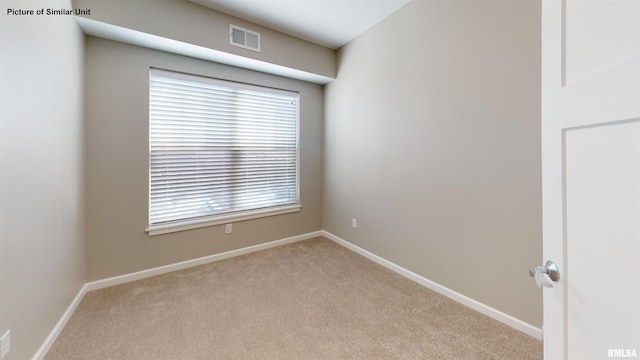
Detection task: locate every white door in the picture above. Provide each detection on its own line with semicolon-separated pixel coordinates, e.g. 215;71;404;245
541;0;640;359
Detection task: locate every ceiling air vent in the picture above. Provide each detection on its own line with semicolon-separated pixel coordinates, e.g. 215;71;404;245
230;25;261;52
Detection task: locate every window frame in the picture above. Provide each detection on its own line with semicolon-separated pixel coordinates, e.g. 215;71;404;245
146;68;301;236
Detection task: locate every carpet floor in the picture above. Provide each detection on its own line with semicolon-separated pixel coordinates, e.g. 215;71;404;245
45;237;542;359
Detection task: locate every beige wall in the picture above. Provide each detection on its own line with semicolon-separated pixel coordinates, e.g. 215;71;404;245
73;0;336;79
324;0;543;326
0;1;87;359
84;36;324;281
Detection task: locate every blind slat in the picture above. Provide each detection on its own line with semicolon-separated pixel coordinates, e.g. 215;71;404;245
149;69;299;225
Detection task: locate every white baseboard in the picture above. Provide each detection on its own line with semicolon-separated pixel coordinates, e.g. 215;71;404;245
85;230;324;291
36;229;541;359
32;283;89;360
320;230;543;340
34;230;322;359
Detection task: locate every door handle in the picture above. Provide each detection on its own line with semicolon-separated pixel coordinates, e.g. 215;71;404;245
529;260;559;288
529;260;559;281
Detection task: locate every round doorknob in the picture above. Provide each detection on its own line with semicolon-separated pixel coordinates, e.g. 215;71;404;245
529;260;559;282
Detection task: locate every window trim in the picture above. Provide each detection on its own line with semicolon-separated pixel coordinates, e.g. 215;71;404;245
146;68;301;236
146;204;301;236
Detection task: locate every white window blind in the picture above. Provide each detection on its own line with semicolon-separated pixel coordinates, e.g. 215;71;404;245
149;68;299;230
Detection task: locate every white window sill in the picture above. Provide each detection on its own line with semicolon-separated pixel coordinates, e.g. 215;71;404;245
146;204;302;236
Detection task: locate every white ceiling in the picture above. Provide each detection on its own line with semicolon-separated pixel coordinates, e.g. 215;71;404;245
190;0;412;49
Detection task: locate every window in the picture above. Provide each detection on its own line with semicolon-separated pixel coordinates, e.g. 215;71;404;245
147;68;300;235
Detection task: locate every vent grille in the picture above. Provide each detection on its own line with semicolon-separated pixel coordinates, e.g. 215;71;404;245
230;25;261;52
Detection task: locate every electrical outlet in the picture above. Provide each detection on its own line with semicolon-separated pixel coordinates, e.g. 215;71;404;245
352;218;357;229
225;223;232;234
1;330;10;359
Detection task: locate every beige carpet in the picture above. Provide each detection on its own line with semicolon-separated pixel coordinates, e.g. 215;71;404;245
45;237;542;359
